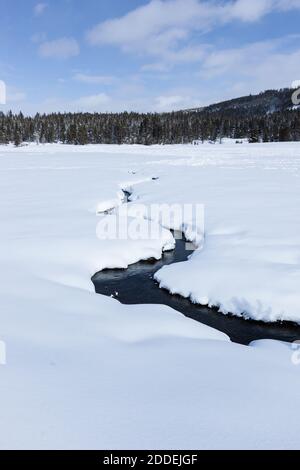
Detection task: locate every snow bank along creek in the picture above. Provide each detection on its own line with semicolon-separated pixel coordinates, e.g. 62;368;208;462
92;184;300;346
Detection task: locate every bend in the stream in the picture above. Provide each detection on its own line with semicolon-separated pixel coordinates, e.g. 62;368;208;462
92;188;300;345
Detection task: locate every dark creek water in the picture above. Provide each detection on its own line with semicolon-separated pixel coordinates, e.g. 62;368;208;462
92;231;300;346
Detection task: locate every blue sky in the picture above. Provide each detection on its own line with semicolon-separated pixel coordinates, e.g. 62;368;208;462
1;0;300;114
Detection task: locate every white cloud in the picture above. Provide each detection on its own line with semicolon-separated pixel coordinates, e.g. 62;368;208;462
155;94;188;111
142;44;210;71
141;62;170;72
86;0;221;52
198;36;300;99
276;0;300;9
201;36;295;76
86;0;300;67
73;73;115;85
230;0;274;22
34;3;48;16
201;40;278;78
38;38;80;59
25;93;111;114
74;93;111;111
4;87;27;104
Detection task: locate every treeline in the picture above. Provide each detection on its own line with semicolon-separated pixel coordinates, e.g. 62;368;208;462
1;89;300;146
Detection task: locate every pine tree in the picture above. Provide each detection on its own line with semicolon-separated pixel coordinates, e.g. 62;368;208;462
77;125;89;145
279;126;290;142
13;126;21;147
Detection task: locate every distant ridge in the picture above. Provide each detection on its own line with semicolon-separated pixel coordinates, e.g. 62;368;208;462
182;88;297;116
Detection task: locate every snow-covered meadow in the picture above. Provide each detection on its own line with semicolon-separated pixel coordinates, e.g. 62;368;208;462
1;141;300;449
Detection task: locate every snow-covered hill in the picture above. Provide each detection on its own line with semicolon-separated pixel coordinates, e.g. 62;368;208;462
185;88;296;115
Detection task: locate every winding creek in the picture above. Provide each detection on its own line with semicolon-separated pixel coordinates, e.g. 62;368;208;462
92;189;300;345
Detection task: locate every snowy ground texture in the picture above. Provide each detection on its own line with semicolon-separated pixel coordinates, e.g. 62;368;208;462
1;141;300;449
